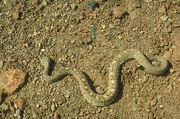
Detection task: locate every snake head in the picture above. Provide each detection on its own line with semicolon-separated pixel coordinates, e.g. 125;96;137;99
40;56;51;67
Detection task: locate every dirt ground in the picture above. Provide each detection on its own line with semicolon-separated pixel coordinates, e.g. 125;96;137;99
0;0;180;118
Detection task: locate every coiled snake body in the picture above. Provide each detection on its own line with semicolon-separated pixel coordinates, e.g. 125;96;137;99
40;49;168;106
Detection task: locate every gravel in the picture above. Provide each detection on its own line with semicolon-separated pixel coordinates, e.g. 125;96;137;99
0;0;180;118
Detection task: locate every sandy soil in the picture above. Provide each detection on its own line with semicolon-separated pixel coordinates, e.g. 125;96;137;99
0;0;180;118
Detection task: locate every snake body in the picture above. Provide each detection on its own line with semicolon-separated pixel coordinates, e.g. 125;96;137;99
40;49;168;106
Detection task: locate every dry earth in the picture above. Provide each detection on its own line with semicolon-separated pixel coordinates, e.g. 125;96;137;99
0;0;180;118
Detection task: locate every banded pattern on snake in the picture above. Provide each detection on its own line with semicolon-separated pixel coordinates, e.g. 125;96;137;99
40;49;168;106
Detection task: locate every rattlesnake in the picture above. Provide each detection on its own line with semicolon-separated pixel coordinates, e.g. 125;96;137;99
40;49;168;106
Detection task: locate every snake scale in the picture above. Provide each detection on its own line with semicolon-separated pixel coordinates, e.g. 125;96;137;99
40;49;168;106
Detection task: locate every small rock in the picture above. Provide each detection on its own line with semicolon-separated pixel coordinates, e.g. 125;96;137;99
90;25;97;39
113;7;122;18
70;3;78;10
22;60;27;66
75;0;83;3
127;0;141;11
101;24;106;29
129;9;139;20
160;15;168;21
12;11;20;19
167;85;173;93
42;104;48;110
176;78;180;83
87;1;99;10
42;0;47;6
158;5;166;14
0;92;2;103
1;103;9;111
78;54;83;59
0;60;3;68
159;104;164;108
54;112;61;119
145;0;152;2
171;29;180;62
63;2;69;9
32;0;39;5
9;104;15;114
14;99;24;110
81;27;89;33
109;24;114;29
160;0;166;2
0;68;26;94
139;77;148;83
95;86;105;94
163;51;171;60
14;109;22;119
116;35;123;40
58;95;66;105
150;98;157;106
96;0;106;2
51;103;56;112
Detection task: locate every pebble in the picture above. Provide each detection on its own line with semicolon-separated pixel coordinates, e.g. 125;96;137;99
101;24;106;29
0;68;26;94
42;104;48;110
95;86;105;94
113;7;127;19
42;0;47;6
129;10;139;20
9;104;15;114
22;60;27;66
139;77;148;83
87;1;99;10
0;103;9;111
70;3;78;10
116;35;123;40
32;0;39;5
12;11;20;19
160;15;169;21
159;0;166;2
158;5;166;14
159;104;164;108
54;112;61;119
167;85;173;93
109;24;114;29
90;25;97;39
150;98;157;106
113;7;122;18
0;60;3;68
145;0;152;2
51;102;56;112
14;99;24;110
14;109;22;119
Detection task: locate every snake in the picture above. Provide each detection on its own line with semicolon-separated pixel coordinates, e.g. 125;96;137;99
40;49;169;106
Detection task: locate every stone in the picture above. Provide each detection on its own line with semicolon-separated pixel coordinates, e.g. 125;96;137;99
70;3;78;10
160;15;168;21
51;103;56;112
0;68;26;94
14;99;24;110
0;60;3;68
113;7;124;18
32;0;39;5
0;103;9;111
12;11;20;19
95;86;105;94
